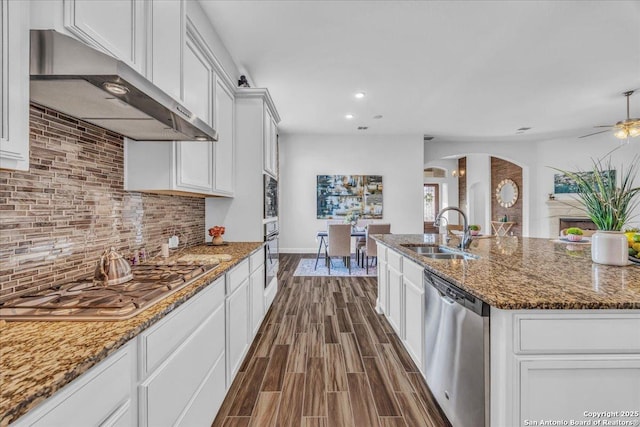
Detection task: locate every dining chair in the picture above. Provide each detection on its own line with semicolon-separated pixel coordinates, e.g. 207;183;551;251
327;224;352;274
355;219;373;265
362;223;391;274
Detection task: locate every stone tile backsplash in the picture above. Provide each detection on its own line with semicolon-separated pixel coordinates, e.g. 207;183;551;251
0;104;205;298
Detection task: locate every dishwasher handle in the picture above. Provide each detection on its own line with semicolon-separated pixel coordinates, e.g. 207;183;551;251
425;270;490;317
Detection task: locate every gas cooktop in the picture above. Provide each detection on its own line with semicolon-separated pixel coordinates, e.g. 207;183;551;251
0;262;217;321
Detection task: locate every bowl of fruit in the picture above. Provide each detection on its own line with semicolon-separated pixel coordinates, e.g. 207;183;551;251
625;229;640;264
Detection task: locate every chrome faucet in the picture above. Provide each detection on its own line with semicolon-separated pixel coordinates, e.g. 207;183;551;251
434;206;472;250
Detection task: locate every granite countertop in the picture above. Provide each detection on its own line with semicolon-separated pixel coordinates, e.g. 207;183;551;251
0;242;263;426
373;234;640;310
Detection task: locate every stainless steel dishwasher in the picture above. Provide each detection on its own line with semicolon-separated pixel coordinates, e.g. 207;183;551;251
424;270;490;427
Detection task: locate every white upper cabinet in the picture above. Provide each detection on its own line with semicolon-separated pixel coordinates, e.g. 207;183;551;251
148;0;184;101
183;34;213;126
63;0;146;74
125;7;236;197
175;141;214;193
31;0;239;197
0;0;30;171
263;106;278;177
213;76;235;195
172;31;215;194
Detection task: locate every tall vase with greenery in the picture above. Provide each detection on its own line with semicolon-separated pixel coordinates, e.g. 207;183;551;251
553;154;639;266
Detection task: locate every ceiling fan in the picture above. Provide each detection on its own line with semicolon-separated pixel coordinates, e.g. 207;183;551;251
579;90;640;139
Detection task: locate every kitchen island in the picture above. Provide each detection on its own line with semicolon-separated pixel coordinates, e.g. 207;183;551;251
0;242;264;426
373;234;640;427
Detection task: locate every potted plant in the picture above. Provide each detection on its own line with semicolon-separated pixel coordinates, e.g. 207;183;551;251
469;224;481;236
564;227;584;242
553;155;640;265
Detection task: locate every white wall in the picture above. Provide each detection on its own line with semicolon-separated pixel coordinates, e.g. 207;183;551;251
424;134;640;237
280;134;424;252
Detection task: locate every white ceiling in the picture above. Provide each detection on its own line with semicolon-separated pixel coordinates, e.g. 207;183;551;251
199;0;640;142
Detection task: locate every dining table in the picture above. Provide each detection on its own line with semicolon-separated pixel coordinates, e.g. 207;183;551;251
315;228;366;269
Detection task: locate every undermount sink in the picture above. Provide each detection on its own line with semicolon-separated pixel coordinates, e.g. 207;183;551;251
402;245;478;260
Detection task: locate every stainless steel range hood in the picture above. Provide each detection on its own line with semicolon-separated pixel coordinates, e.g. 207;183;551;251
30;30;218;142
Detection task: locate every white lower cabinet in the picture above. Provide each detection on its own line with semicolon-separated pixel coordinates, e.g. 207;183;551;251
250;263;266;337
387;250;403;336
264;276;278;311
491;308;640;426
519;357;640;424
12;251;272;426
138;277;225;427
402;258;425;371
176;353;226;427
376;243;388;315
139;305;225;426
225;259;251;384
378;246;424;371
12;341;137;427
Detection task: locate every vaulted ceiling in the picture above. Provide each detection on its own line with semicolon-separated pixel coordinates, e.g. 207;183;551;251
200;1;640;142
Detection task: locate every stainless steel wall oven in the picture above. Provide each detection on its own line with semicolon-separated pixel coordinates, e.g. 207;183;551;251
264;175;278;219
264;173;279;288
265;222;278;289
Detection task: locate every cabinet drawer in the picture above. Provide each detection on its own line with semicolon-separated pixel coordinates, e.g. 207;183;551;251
140;277;225;376
175;352;226;427
250;247;265;273
227;259;250;295
140;303;225;427
387;250;402;271
20;342;134;427
403;258;423;287
516;315;640;354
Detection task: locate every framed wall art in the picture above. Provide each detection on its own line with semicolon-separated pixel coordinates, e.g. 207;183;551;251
316;175;383;219
553;170;616;194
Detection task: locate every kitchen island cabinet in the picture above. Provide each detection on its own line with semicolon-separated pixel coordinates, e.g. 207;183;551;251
376;242;425;372
386;248;403;336
0;243;266;426
374;234;640;427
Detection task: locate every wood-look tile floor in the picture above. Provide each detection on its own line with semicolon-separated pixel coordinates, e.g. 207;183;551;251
212;254;451;427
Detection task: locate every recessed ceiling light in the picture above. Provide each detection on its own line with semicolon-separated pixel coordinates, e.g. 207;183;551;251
103;82;129;95
373;115;383;119
345;114;354;119
355;92;366;99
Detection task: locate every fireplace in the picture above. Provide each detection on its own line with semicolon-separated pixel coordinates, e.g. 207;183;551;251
559;217;596;232
545;199;587;237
